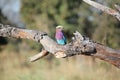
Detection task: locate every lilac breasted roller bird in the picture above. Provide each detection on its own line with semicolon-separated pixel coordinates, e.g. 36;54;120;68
55;26;66;45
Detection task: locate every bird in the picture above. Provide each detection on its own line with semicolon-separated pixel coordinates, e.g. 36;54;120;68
55;25;66;45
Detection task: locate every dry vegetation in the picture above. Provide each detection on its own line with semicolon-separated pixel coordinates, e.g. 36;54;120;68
0;44;120;80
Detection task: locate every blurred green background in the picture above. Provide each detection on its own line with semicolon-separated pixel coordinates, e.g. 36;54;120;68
0;0;120;80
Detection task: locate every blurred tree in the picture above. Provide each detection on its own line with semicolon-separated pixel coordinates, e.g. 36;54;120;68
21;0;120;48
0;0;119;50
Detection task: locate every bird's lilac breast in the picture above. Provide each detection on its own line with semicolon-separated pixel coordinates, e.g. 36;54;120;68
55;31;64;40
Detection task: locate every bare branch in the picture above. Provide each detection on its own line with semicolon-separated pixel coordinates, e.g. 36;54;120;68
83;0;120;21
0;24;120;68
92;44;120;68
114;3;120;12
29;50;49;62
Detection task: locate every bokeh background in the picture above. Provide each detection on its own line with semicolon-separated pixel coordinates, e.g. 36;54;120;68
0;0;120;80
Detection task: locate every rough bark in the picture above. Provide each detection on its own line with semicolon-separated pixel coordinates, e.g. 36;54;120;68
92;44;120;68
82;0;120;68
83;0;120;21
0;24;120;69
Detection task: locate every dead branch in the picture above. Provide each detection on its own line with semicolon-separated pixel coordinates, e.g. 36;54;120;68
83;0;120;21
0;24;120;68
92;44;120;68
29;50;49;62
114;3;120;12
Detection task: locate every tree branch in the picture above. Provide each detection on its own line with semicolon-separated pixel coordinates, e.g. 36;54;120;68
29;50;49;62
114;3;120;12
92;44;120;68
83;0;120;21
0;24;120;68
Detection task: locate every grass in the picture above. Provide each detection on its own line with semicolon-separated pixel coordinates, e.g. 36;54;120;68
0;45;120;80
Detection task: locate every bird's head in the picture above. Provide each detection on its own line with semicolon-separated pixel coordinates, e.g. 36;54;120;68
56;25;64;31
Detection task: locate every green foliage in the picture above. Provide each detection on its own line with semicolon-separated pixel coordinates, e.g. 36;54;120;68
21;0;120;48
